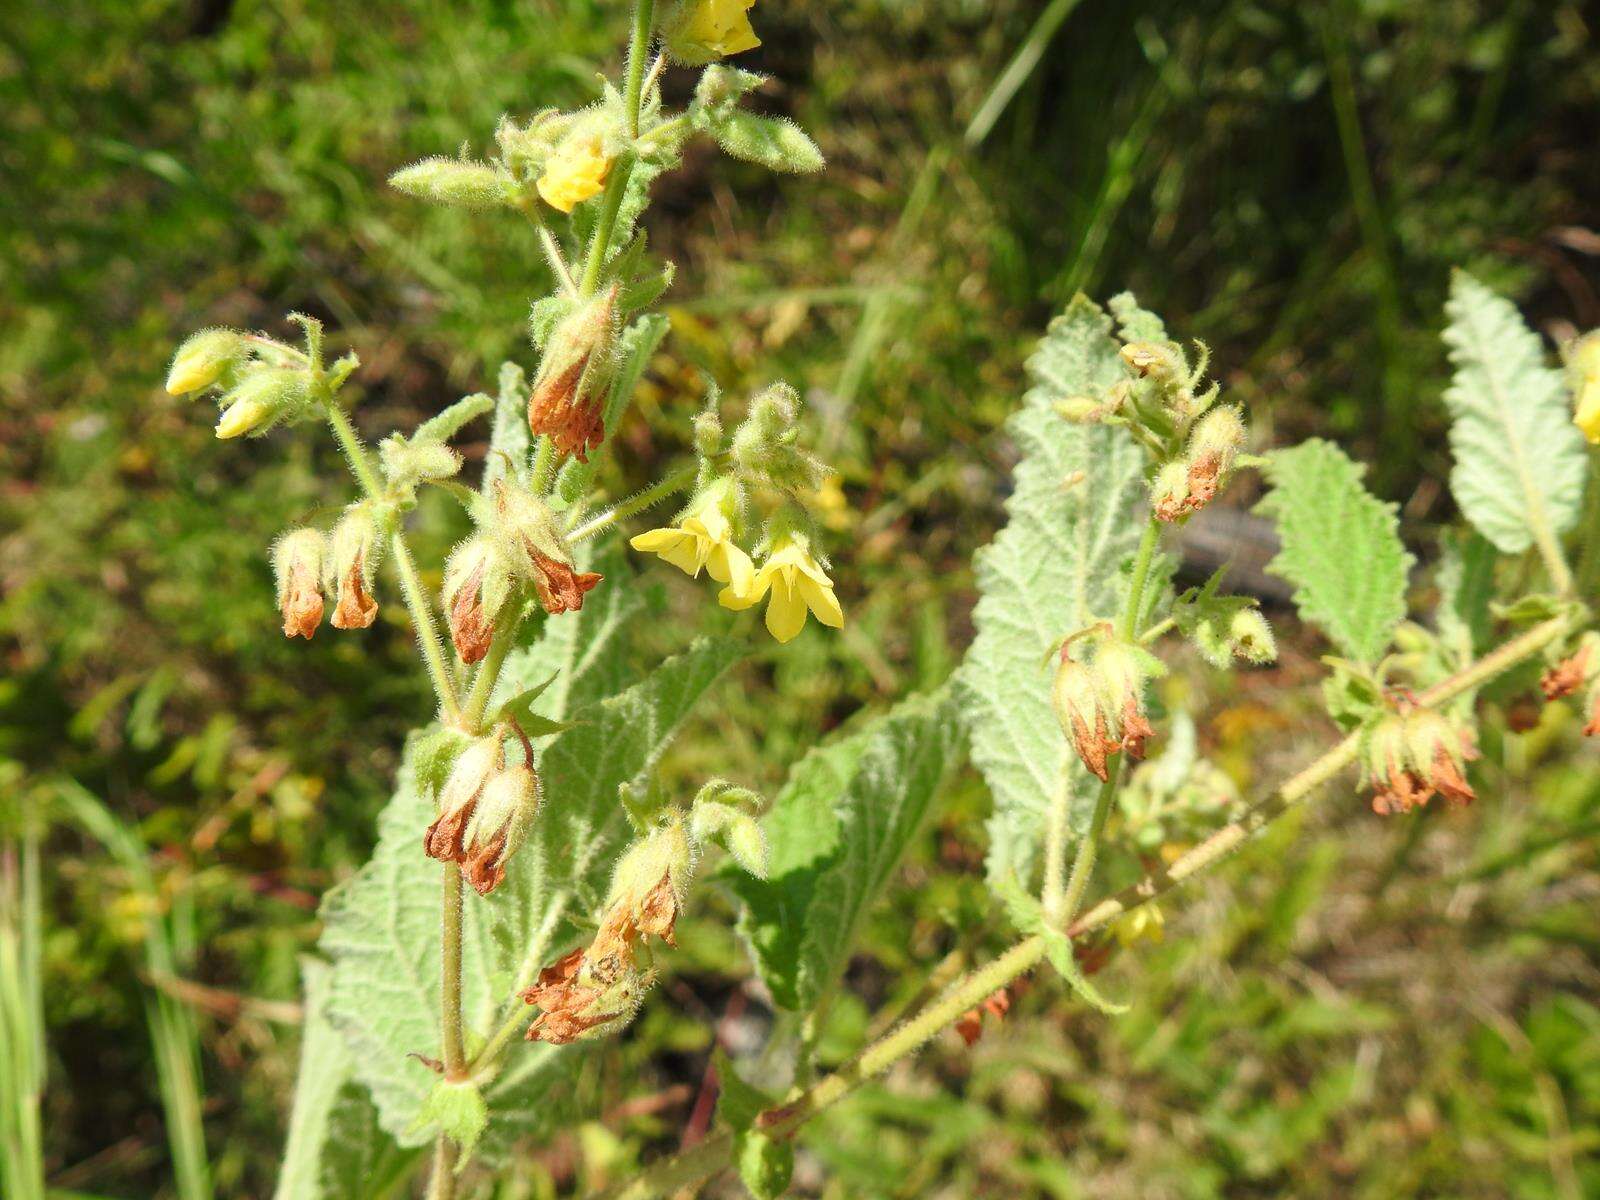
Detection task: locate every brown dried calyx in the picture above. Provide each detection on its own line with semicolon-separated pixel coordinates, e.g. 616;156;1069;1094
272;529;325;640
527;285;618;463
1362;706;1479;816
1540;634;1600;737
326;506;383;630
423;736;540;895
1051;637;1160;781
489;481;603;617
522;817;694;1045
442;536;514;664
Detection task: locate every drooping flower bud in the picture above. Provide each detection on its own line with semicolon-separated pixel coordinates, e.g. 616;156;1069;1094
527;286;618;463
214;368;306;439
388;157;510;211
442;536;513;664
1226;608;1277;665
167;328;245;396
457;764;540;895
1119;340;1184;385
602;816;695;946
490;482;603;616
1149;460;1192;524
1051;639;1157;781
1180;405;1245;512
1363;708;1478;816
272;529;326;640
423;736;504;865
326;506;383;630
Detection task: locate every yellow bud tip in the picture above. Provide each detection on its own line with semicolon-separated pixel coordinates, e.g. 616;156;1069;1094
1574;383;1600;444
216;398;270;439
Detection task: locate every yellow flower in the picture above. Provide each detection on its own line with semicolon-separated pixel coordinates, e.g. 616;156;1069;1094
719;533;843;643
1571;333;1600;443
216;396;271;439
630;490;755;594
537;134;611;213
1113;904;1165;948
664;0;760;65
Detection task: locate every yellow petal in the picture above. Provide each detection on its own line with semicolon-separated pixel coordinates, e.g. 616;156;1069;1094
630;528;684;552
708;541;755;593
1575;383;1600;444
763;578;808;642
797;574;843;628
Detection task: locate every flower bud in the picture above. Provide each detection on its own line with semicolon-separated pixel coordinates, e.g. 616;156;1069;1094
457;764;540;895
662;0;761;66
1226;608;1277;665
272;528;325;640
1054;395;1105;423
326;506;383;630
443;536;513;664
423;736;504;865
491;483;602;615
167;328;244;395
213;368;306;439
1363;709;1478;815
603;817;695;946
1149;460;1192;523
1540;633;1598;701
1181;405;1244;510
1052;639;1155;781
1120;340;1184;384
527;286;618;463
388;157;510;211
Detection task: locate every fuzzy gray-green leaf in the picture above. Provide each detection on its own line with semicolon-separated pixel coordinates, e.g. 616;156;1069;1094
1256;438;1413;665
726;690;961;1012
956;294;1150;889
1442;271;1586;555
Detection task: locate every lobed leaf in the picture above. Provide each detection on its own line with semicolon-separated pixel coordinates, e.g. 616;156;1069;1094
726;690;962;1012
956;294;1151;888
1256;438;1413;665
1441;271;1586;555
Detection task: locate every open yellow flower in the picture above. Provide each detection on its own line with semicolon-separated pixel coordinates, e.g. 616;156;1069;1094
537;133;611;213
718;532;842;643
1572;333;1600;443
630;489;755;594
664;0;760;65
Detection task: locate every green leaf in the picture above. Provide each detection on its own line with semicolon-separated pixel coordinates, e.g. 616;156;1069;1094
320;551;741;1158
483;362;531;493
955;294;1151;888
726;690;962;1012
1436;530;1497;662
989;874;1126;1015
1256;438;1413;664
273;959;417;1200
1441;271;1587;555
712;112;825;174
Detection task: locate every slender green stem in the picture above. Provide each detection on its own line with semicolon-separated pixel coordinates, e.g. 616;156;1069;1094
1058;761;1121;922
586;615;1579;1200
325;403;462;719
568;464;698;542
440;863;467;1078
579;155;635;297
522;205;577;295
426;1135;458;1200
462;619;520;733
1039;773;1072;920
622;0;656;139
1119;518;1162;640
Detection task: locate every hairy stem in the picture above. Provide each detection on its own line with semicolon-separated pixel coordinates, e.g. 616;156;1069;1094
622;0;656;139
1054;516;1160;918
1039;773;1072;920
568;464;698;542
588;613;1576;1200
462;619;519;733
324;403;462;718
439;863;467;1078
426;1135;457;1200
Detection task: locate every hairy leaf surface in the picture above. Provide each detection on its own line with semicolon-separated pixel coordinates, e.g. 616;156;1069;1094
1256;438;1413;664
274;959;416;1200
957;295;1150;886
320;555;741;1155
1442;271;1586;555
727;690;961;1011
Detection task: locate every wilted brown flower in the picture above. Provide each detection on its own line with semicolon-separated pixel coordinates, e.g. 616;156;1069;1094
272;529;325;640
1540;642;1591;700
1051;639;1158;781
331;556;378;629
530;549;602;615
528;287;617;463
955;988;1011;1047
1364;709;1478;816
521;943;642;1045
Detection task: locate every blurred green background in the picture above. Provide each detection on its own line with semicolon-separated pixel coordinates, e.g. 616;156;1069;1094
3;1;1598;1196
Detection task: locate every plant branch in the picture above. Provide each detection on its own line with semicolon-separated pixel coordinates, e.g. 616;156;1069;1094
586;613;1577;1200
568;465;698;542
324;403;462;719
